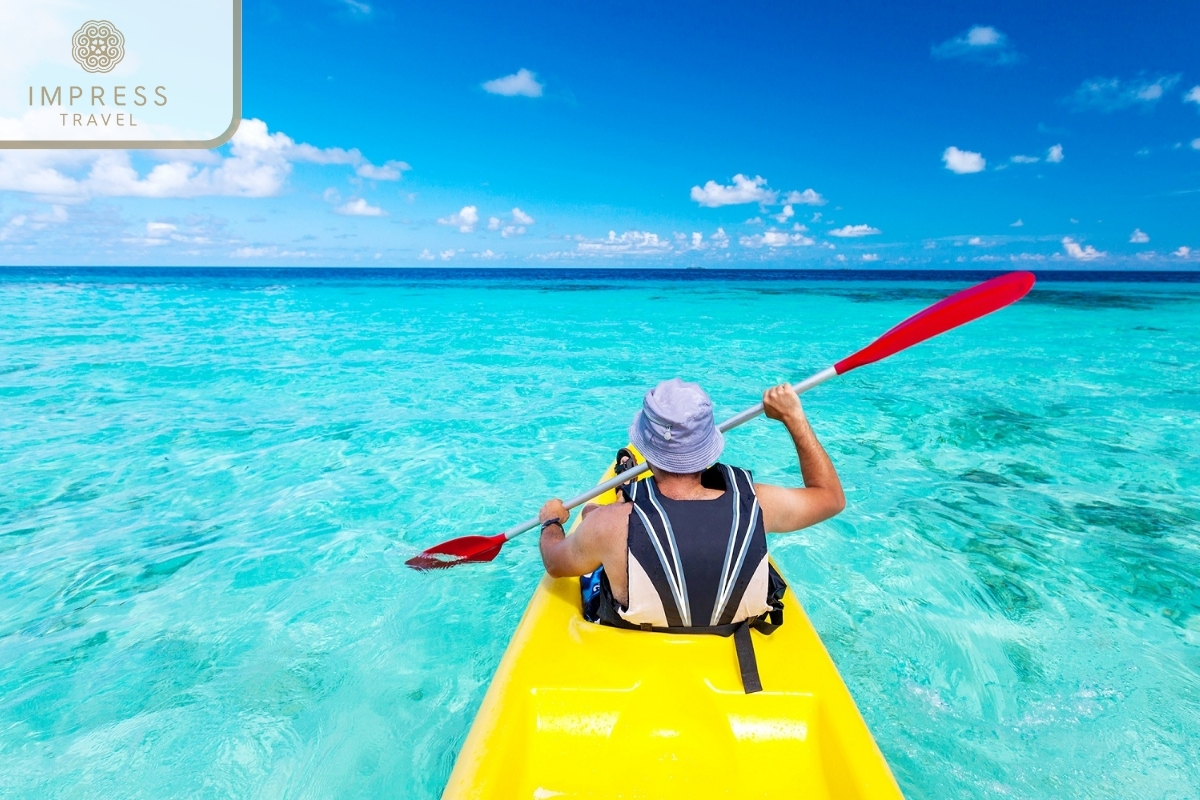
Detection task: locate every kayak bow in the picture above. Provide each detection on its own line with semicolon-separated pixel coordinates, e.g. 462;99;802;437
441;455;905;799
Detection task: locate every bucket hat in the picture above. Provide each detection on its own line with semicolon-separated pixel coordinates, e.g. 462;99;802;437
629;378;724;474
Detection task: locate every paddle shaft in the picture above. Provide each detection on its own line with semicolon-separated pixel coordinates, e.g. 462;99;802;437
497;365;839;541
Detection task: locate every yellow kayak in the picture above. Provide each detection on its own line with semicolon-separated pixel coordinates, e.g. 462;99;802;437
442;450;904;799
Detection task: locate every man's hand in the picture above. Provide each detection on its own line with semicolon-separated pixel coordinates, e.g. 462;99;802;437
763;383;805;424
539;499;569;526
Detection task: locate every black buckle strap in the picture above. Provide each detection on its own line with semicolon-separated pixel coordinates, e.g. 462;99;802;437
732;622;762;694
584;566;786;694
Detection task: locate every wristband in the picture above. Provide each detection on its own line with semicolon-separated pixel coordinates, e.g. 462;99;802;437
541;518;565;531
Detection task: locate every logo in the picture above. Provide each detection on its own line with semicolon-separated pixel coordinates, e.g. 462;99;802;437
71;20;125;74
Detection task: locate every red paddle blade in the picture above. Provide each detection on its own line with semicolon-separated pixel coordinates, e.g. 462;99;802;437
834;271;1035;375
405;533;507;570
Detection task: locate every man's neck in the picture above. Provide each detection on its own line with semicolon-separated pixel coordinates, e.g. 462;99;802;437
652;471;719;501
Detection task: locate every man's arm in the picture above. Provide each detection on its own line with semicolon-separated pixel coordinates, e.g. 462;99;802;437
537;499;614;578
754;383;846;533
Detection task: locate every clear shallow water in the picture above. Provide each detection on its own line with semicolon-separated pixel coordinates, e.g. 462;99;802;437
0;268;1197;799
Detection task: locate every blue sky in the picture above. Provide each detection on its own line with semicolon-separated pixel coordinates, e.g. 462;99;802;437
2;0;1199;267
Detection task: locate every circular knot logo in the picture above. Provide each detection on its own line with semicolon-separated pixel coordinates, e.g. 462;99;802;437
72;20;125;74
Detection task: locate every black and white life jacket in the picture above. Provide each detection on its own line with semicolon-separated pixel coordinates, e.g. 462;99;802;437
582;463;787;693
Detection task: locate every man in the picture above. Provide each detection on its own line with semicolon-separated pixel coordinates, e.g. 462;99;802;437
538;378;844;631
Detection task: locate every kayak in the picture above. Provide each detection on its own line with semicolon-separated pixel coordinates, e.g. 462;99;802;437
442;449;904;799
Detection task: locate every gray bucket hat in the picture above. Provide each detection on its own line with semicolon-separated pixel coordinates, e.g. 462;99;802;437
629;378;724;474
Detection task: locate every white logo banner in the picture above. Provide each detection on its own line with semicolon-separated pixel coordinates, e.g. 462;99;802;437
0;0;241;149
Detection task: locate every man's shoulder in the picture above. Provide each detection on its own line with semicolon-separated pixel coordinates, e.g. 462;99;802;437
581;502;631;540
591;501;632;524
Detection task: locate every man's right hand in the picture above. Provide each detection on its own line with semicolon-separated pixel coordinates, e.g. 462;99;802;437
539;498;569;526
763;383;805;424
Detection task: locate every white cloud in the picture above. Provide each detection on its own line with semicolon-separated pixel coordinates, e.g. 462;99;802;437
0;204;70;241
1010;219;1024;227
931;25;1019;65
0;118;406;202
1069;74;1181;112
484;208;533;236
482;69;543;98
1192;138;1200;150
690;174;776;207
783;188;826;206
1062;236;1106;260
475;249;501;260
773;204;794;223
739;229;815;248
1186;86;1200;107
355;160;411;181
965;26;1000;45
418;249;435;261
861;253;880;262
230;245;311;259
336;198;386;216
39;205;69;225
1007;147;1060;166
122;218;212;247
232;246;275;258
575;230;672;254
438;205;479;233
1130;228;1150;244
440;249;460;261
689;178;823;209
341;0;371;13
1173;246;1191;258
677;228;730;251
0;214;26;241
968;236;984;246
829;224;881;237
943;146;986;174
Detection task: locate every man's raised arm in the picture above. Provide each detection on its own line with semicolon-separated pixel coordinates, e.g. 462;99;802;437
754;383;846;533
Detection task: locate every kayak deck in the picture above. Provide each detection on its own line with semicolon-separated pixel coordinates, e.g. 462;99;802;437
443;457;903;799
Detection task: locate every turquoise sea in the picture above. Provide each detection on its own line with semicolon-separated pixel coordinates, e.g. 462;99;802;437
1;268;1197;799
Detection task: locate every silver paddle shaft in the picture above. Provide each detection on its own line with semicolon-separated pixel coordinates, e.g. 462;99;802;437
499;365;839;540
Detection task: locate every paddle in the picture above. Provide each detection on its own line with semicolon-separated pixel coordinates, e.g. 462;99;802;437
406;270;1036;570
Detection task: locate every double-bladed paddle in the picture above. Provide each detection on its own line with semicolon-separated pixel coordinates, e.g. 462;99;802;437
406;270;1036;570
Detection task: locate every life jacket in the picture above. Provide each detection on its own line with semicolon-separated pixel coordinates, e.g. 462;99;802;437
582;463;787;693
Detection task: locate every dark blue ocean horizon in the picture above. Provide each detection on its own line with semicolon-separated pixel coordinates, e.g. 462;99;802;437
2;266;1200;283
